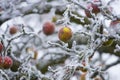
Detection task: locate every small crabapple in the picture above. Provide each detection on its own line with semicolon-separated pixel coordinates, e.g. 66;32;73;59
3;56;13;69
43;22;55;35
0;56;13;69
10;59;21;72
9;26;18;35
85;0;100;17
58;26;72;43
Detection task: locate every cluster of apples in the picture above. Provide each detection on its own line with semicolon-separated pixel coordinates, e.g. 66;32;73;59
84;0;120;47
0;26;19;69
42;21;73;43
42;19;120;47
0;22;73;70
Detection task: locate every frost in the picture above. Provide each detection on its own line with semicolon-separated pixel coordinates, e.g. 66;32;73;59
0;0;120;80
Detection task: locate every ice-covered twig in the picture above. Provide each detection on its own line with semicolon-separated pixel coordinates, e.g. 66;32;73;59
114;44;120;53
0;69;10;80
47;41;79;54
102;59;120;71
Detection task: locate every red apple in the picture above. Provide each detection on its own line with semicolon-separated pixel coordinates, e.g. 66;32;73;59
3;56;13;69
85;1;100;17
9;26;18;35
43;22;55;35
0;56;13;69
